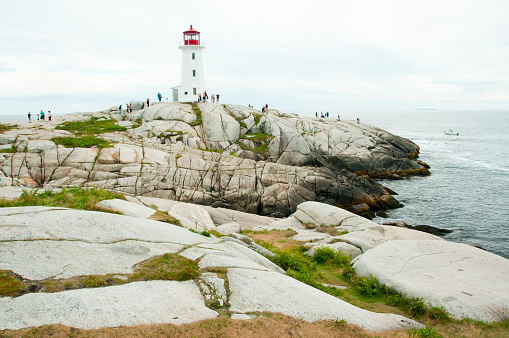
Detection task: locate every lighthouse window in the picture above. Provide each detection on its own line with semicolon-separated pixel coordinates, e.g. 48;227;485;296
193;88;197;95
192;53;195;60
192;70;196;77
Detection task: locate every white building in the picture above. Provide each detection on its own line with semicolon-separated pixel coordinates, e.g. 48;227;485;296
172;25;205;103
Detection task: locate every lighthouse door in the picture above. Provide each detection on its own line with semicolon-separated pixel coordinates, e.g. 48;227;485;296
172;88;179;102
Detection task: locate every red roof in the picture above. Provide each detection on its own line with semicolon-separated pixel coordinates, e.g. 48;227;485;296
183;25;200;34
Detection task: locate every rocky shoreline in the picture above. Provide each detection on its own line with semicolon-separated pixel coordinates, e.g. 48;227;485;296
1;102;507;334
0;102;428;218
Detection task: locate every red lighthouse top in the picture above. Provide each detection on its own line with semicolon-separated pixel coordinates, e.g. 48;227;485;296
183;25;200;46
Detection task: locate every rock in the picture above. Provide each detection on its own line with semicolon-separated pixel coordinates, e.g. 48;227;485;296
26;140;57;153
227;268;421;331
200;102;241;147
0;281;218;330
140;102;196;123
290;231;331;242
180;241;284;273
129;101;145;111
336;229;387;253
353;240;509;322
293;201;377;229
215;222;241;235
307;242;362;259
202;206;276;229
95;199;157;219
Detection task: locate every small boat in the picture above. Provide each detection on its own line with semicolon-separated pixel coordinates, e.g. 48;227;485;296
444;130;459;136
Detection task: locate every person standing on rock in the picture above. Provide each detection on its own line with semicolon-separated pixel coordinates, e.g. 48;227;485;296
337;114;340;121
40;110;45;122
216;94;220;102
28;112;31;122
157;92;162;102
48;111;52;122
119;105;122;114
146;98;150;107
357;118;360;124
212;94;215;103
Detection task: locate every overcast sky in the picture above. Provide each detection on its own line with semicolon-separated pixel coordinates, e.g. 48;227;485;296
1;0;508;116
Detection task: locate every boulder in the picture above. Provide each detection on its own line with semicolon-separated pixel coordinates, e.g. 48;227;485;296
0;281;218;330
95;199;157;219
227;268;421;332
129;101;145;111
353;240;509;322
307;242;362;259
27;140;57;153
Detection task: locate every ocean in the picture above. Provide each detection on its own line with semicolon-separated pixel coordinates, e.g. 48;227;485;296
285;109;509;259
2;109;508;258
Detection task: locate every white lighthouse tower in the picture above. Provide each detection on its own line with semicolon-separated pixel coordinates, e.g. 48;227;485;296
172;25;205;103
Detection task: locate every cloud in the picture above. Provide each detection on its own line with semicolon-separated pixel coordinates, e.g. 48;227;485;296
1;0;508;115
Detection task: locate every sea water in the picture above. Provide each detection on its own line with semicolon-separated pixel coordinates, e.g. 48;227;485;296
284;109;509;259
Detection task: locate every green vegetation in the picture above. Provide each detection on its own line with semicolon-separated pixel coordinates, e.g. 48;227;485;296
0;270;24;296
7;253;199;295
409;322;441;338
55;116;126;135
131;253;199;281
188;103;202;126
238;133;274;154
132;117;143;128
0;145;17;153
51;136;112;148
251;233;439;321
198;147;223;153
0;123;14;134
0;186;126;211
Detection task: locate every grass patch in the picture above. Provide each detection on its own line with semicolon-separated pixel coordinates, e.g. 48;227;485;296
51;136;112;148
0;123;14;133
0;145;17;153
55;117;126;135
238;133;274;154
0;186;126;211
149;210;181;226
408;322;441;338
198;148;222;153
131;253;199;281
188;103;202;126
0;270;25;296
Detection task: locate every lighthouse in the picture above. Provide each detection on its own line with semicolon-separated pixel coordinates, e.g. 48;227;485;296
172;25;205;103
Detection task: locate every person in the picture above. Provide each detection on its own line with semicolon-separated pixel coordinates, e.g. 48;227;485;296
327;112;329;117
357;118;360;124
157;92;162;102
337;114;340;121
212;94;215;103
40;110;45;122
48;111;52;121
320;112;324;118
28;112;31;122
146;98;150;107
37;114;40;122
216;94;220;102
198;93;201;102
129;103;132;113
315;112;318;118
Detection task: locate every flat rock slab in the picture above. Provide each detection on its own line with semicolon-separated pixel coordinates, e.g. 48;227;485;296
227;268;421;332
293;201;376;228
96;199;157;219
0;207;217;245
0;281;218;330
1;240;183;280
353;240;509;322
180;241;284;273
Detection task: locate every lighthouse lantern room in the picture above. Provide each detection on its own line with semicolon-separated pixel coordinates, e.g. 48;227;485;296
172;25;205;103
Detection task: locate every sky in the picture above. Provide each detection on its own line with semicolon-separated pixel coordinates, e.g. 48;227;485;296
1;0;508;116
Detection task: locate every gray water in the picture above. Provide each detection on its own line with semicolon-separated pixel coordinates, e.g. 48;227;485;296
285;109;509;259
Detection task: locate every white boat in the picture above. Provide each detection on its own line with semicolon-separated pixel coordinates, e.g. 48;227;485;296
444;130;459;136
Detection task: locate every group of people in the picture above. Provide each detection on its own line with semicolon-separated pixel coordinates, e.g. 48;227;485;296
119;103;134;114
261;104;269;113
28;110;51;122
197;92;220;103
316;111;331;118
